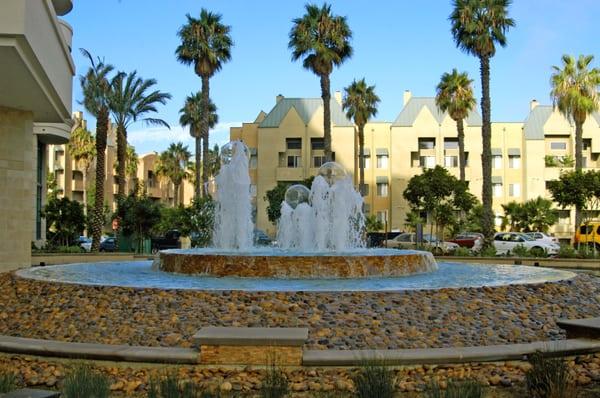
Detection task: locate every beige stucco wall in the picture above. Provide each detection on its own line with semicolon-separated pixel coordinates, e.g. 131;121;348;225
0;106;34;271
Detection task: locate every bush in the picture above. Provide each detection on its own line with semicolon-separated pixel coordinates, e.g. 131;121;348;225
148;372;207;398
62;364;110;398
525;352;574;398
352;361;395;398
0;372;17;393
511;244;531;257
557;244;577;259
479;245;497;257
452;246;472;257
260;362;289;398
426;378;484;398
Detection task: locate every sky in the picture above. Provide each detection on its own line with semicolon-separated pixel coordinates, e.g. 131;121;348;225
63;0;600;155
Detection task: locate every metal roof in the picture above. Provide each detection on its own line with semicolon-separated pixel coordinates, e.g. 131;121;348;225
391;97;482;127
523;105;554;140
259;98;353;128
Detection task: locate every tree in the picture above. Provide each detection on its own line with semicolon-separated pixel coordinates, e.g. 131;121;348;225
79;48;114;252
155;142;192;206
67;126;95;212
550;54;600;227
289;3;353;161
342;78;380;195
365;214;383;233
179;93;218;198
115;193;162;253
176;9;232;197
43;197;86;247
109;71;171;203
501;198;558;233
435;68;476;182
264;176;314;224
450;0;515;243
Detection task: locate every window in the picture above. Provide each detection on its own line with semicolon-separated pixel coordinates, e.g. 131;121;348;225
444;156;458;168
147;170;156;188
493;183;503;197
377;210;388;224
557;210;570;225
311;138;324;150
249;149;258;169
376;182;388;197
287;155;301;168
444;138;459;149
360;156;370;169
420;156;436;168
509;183;520;197
508;155;520;169
313;156;326;168
286;138;302;150
550;142;567;150
584;139;592;150
377;155;388;169
418;138;435;149
492;155;502;169
364;204;370;215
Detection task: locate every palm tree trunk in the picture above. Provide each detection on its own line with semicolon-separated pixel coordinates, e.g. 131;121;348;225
575;118;584;228
358;124;365;196
174;182;179;207
457;118;466;182
320;73;332;162
116;123;127;203
201;75;210;197
194;134;201;200
479;55;494;244
91;106;108;252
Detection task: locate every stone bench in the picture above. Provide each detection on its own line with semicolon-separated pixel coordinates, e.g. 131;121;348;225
557;317;600;339
1;389;60;398
193;327;308;366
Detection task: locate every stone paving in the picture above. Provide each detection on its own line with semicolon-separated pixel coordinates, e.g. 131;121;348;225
1;272;600;350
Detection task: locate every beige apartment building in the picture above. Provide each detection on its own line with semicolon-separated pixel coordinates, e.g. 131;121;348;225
0;0;74;271
231;91;600;242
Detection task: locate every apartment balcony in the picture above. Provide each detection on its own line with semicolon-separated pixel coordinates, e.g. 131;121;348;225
34;122;70;144
276;167;304;182
0;0;74;123
71;178;84;192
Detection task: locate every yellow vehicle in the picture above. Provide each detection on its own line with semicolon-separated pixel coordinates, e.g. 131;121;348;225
574;222;600;249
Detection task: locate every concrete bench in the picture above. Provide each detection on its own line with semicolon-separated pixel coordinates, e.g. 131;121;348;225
1;389;60;398
193;327;308;366
557;317;600;339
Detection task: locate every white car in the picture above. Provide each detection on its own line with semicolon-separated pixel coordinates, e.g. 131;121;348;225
493;232;560;256
77;236;92;252
524;232;559;246
383;233;460;255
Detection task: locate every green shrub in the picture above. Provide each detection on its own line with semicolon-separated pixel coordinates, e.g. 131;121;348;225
557;244;577;259
62;364;110;398
426;378;484;398
261;363;288;398
148;372;207;398
525;352;574;398
511;244;531;257
479;245;497;257
452;246;472;257
0;372;17;393
352;361;395;398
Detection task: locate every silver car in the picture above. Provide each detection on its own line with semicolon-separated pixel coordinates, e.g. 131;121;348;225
383;233;459;255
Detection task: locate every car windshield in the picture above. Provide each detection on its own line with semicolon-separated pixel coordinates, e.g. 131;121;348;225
520;234;534;241
423;235;439;243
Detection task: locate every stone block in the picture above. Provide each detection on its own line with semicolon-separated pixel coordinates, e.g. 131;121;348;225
200;344;303;366
1;389;60;398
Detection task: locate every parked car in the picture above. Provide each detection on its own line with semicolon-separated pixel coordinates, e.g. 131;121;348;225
99;237;117;252
383;233;459;255
151;230;181;254
524;232;559;246
493;232;559;256
254;229;273;246
77;236;92;252
574;222;600;249
448;232;484;252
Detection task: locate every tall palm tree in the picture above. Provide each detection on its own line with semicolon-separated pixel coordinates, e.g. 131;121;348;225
289;3;353;162
450;0;515;243
179;93;218;198
155;143;192;206
79;48;114;252
435;69;476;182
551;54;600;228
67;126;96;213
176;9;232;197
109;71;171;203
342;78;380;196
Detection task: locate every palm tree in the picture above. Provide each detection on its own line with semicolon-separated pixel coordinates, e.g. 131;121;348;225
551;54;600;227
114;144;139;194
342;78;380;196
155;143;192;206
435;69;476;182
289;3;353;162
176;9;232;197
67;126;96;213
109;71;171;203
179;93;218;198
450;0;515;243
79;48;114;252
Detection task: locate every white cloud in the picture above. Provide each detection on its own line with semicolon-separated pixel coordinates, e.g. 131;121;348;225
127;122;241;155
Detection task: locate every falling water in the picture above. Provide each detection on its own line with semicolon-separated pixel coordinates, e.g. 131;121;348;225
212;140;254;250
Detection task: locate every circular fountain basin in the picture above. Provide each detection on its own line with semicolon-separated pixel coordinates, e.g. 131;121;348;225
158;248;437;278
16;261;576;291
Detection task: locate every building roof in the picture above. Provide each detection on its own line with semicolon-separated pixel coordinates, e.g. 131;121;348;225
523;105;554;140
259;98;354;128
391;97;482;127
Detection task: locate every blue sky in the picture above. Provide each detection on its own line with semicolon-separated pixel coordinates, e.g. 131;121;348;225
64;0;600;155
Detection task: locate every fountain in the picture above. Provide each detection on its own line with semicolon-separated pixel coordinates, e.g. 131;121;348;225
158;140;438;278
